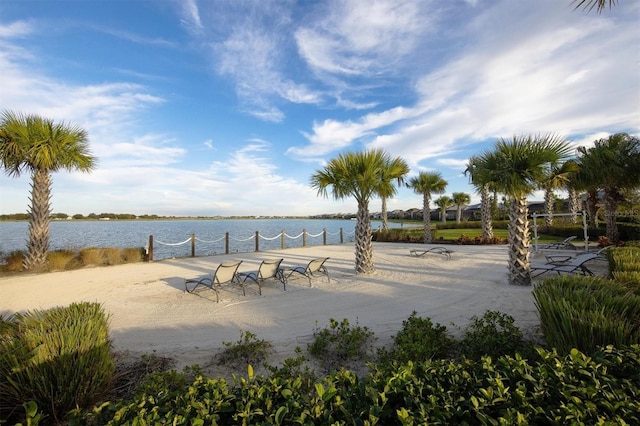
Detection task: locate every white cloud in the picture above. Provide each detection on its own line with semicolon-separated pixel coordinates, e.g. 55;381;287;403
0;20;34;38
177;0;204;37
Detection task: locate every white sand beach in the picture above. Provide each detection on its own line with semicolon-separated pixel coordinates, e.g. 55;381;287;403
1;242;566;375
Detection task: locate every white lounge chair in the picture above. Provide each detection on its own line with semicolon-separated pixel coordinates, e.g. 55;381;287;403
282;257;330;286
184;260;243;302
237;258;286;293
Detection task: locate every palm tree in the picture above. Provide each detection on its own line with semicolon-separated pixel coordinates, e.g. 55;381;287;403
378;156;410;231
0;111;96;271
310;149;405;274
486;134;572;286
407;172;447;243
576;133;640;242
464;155;497;239
572;0;618;13
540;160;580;228
434;195;453;224
451;192;471;224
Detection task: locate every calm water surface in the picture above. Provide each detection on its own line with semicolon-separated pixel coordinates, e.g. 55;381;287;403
0;218;400;260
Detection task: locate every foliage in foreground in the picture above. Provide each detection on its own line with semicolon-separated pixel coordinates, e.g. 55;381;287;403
79;345;640;425
0;302;113;424
534;250;640;355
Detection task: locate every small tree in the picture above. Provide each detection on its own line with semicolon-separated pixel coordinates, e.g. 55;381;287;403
451;192;471;224
434;195;453;224
407;172;447;243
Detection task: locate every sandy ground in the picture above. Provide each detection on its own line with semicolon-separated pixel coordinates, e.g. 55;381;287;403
0;242;607;377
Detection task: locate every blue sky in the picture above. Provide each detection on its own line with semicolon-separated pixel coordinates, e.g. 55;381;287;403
1;0;638;217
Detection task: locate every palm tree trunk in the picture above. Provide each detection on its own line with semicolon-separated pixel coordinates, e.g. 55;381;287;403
544;189;554;228
480;184;494;239
604;189;620;242
423;195;432;243
23;168;52;271
441;208;446;223
507;196;531;286
568;187;579;223
586;190;599;228
355;200;374;274
456;206;462;224
381;197;388;231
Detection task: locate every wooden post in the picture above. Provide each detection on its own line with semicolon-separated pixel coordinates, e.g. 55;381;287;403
255;231;260;252
340;228;343;244
191;233;195;257
148;235;154;261
303;229;307;247
225;232;229;254
281;230;285;249
323;228;327;245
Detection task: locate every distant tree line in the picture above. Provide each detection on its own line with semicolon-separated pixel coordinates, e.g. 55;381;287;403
0;213;160;221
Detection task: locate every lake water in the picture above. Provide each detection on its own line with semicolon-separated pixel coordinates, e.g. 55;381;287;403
0;218;400;260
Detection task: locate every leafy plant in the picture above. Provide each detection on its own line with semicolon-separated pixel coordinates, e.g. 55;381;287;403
377;311;454;370
456;310;535;360
216;330;273;368
307;318;376;372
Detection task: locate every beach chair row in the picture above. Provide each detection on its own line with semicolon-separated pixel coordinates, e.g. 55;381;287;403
184;257;330;302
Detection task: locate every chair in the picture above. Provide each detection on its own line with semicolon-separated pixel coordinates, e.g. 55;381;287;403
184;260;243;303
237;258;286;294
283;257;330;286
409;247;455;260
537;236;577;250
530;253;599;278
544;246;611;264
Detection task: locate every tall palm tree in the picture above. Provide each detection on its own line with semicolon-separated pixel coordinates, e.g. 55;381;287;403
576;133;640;242
540;160;580;227
487;134;572;286
434;195;452;224
407;172;447;243
451;192;471;224
0;110;96;271
378;156;410;231
465;155;498;239
310;149;405;274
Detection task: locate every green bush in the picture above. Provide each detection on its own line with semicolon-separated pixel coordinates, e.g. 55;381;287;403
47;249;78;271
216;330;273;369
457;310;536;360
80;345;640;425
308;318;376;372
533;276;640;354
0;302;114;424
377;311;454;370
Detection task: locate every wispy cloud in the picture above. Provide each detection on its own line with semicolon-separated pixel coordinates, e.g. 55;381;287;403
178;0;204;37
0;20;34;38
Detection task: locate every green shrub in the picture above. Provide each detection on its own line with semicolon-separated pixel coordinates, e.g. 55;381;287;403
216;330;273;369
608;246;640;274
377;311;454;370
457;310;535;360
533;276;640;354
0;302;114;424
81;345;640;425
308;318;376;372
